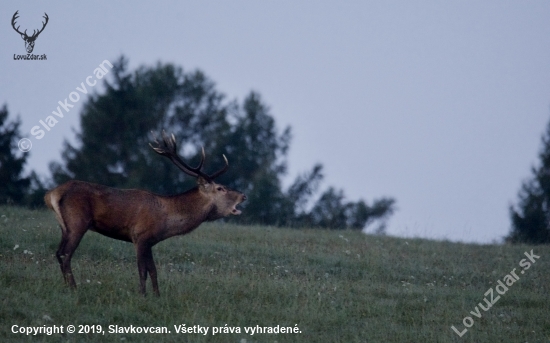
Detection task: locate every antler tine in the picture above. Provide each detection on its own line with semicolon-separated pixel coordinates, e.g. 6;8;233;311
196;146;205;171
208;154;229;180
148;131;167;155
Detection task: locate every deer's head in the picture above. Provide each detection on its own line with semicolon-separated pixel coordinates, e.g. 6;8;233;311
150;131;246;220
12;11;49;54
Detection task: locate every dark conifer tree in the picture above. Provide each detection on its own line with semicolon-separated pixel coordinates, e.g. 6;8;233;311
508;119;550;244
0;104;30;204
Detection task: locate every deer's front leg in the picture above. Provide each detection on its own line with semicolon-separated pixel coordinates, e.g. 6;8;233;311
136;243;150;295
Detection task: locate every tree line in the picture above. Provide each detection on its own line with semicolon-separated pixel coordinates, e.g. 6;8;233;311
3;56;549;242
1;56;395;231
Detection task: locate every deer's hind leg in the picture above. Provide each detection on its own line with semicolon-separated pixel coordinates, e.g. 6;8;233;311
56;225;87;288
52;198;90;289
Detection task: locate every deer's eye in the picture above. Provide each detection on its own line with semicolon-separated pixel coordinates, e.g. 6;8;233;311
217;187;225;192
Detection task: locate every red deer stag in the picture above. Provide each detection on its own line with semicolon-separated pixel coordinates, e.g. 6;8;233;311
45;132;246;296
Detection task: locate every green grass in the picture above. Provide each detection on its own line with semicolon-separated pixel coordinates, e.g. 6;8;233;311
0;205;549;342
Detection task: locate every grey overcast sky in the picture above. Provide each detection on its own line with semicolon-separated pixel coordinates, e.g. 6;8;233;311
1;1;550;243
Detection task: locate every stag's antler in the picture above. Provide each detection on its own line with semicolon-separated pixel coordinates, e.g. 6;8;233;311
149;131;228;181
208;155;229;180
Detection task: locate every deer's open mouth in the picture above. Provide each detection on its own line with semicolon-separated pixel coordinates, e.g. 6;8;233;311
231;205;242;215
231;196;246;215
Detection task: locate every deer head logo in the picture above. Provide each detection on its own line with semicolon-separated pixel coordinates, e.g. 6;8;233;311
11;11;49;54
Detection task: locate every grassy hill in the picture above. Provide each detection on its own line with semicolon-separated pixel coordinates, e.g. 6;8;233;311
0;205;548;342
